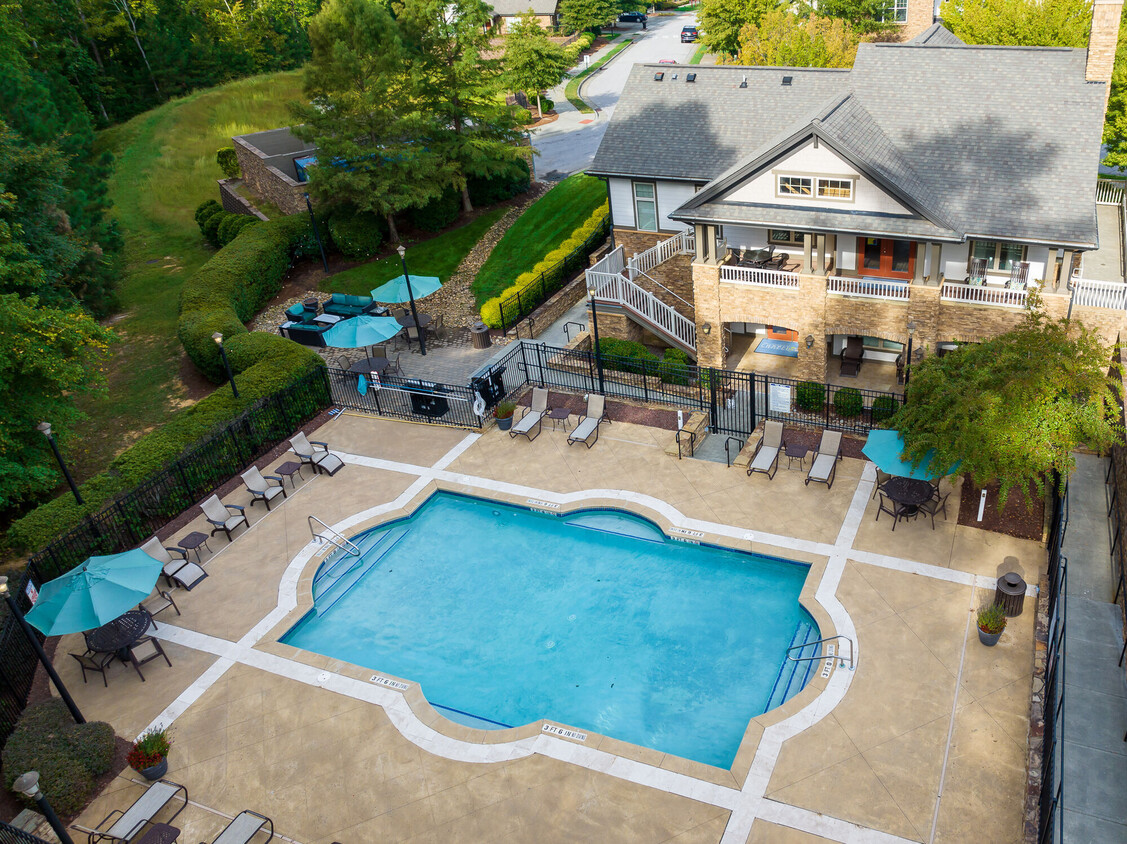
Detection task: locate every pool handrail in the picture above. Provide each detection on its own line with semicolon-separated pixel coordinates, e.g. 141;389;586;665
307;515;360;557
786;634;855;671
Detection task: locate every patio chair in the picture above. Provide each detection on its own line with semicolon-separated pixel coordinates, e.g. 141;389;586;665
567;394;607;448
70;650;117;687
840;337;863;378
124;635;172;682
386;353;402;376
431;314;446;341
290;431;345;476
139;537;190;569
747;420;784;480
201;494;249;541
240;466;287;510
875;491;912;531
805;429;843;489
1007;260;1030;290
138;590;180;630
164;560;208;591
917;491;950;529
966;257;987;286
510;387;550;441
405;326;421;348
79;779;188;844
870;468;892;500
204;809;274;844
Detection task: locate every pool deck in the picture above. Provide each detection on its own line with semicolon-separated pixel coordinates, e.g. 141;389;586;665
60;414;1042;844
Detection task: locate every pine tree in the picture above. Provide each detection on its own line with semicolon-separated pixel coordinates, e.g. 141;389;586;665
504;10;570;117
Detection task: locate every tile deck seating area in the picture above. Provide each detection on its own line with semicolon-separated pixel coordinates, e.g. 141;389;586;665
59;414;1041;844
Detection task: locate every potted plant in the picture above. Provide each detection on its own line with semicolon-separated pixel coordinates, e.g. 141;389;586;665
976;603;1007;646
128;727;171;780
493;400;516;432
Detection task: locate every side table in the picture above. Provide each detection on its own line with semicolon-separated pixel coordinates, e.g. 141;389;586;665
276;460;304;487
784;443;808;470
548;407;570;431
177;531;211;563
135;823;180;844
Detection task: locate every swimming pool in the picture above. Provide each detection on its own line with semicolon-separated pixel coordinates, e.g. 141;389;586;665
282;492;820;767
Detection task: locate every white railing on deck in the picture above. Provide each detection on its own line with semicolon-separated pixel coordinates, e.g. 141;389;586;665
592;273;696;352
941;282;1028;308
627;230;695;278
826;275;910;301
1096;178;1125;205
721;264;800;288
590;244;625;277
1072;278;1127;309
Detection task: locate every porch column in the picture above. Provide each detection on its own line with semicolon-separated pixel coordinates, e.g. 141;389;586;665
834;237;844;275
1061;250;1075;287
913;242;926;284
803;234;813;273
1046;248;1059;289
825;234;837;274
814;235;828;276
929;243;943;285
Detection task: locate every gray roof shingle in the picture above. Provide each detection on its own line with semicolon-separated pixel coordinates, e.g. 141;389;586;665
908;22;966;46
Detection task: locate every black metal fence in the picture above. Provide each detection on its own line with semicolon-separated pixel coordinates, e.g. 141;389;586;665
328;370;481;429
0;822;52;844
1039;475;1068;844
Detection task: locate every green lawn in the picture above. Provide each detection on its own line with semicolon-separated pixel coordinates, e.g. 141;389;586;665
689;43;708;64
472;173;606;304
76;71;304;482
322;208;507;295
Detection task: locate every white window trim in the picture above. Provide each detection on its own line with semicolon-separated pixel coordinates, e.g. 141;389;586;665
774;173;856;203
633;181;658;232
970;239;1028;274
776;175;813;198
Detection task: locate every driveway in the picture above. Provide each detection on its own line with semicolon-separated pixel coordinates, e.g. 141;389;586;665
532;13;700;180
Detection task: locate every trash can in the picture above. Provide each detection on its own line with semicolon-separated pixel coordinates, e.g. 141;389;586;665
471;322;491;350
994;571;1027;617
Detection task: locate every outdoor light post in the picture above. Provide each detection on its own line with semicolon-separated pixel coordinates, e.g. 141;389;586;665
13;772;75;844
304;192;329;273
0;578;84;725
396;245;427;356
36;423;82;505
585;276;605;394
905;320;918;389
212;333;240;398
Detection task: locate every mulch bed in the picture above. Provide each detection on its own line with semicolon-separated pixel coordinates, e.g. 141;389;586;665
780;428;868;460
957;478;1045;541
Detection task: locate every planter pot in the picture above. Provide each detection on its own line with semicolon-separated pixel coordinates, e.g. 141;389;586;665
496;416;513;431
978;628;1003;647
138;758;168;780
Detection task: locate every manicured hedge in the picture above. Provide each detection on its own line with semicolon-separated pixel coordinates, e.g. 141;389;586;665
327;209;385;260
833;387;863;418
796;381;825;413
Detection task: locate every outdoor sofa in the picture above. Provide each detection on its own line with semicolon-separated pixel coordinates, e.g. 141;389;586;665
323;293;380;319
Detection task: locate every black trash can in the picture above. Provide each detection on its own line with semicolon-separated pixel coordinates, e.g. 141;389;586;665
994;572;1027;617
471;322;491;350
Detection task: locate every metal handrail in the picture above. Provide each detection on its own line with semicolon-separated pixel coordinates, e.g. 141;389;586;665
563;321;587;342
724;436;743;468
308;515;360;557
787;634;855;671
675;427;697;460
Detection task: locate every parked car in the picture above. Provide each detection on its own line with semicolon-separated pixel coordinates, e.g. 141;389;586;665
681;25;699;42
619;10;646;22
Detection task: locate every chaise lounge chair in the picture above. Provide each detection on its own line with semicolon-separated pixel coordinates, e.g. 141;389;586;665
510;387;550;441
204;809;274;844
201;495;249;542
567;394;607;448
805;429;843;489
290;431;345;476
79;779;188;843
241;466;287;510
747;420;784;480
139;537;207;590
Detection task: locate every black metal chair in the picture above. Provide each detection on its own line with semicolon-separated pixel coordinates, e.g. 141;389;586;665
70;650;118;687
871;469;892;500
917;491;950;529
875;492;915;531
139;590;180;630
126;635;172;682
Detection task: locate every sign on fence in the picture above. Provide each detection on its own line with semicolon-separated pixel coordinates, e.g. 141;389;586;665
768;383;792;414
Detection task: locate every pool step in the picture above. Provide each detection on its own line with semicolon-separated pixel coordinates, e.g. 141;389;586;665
313;527;410;610
764;622;820;712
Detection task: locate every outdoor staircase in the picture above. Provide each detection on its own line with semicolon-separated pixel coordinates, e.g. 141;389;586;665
764;621;820;712
311;526;409;613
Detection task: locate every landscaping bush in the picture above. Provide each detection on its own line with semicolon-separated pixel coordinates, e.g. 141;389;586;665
833;386;864;418
563;32;596;62
327;208;386;260
216;214;257;247
195;199;222;226
871;394;899;425
796;380;825;413
202;209;231;246
468;159;531;207
409;188;462;233
660;347;693;385
216;146;240;179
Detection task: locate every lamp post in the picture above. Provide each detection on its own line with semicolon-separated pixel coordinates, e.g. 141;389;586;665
396;245;427;356
212;333;239;398
905;320;918;390
0;578;84;725
585;275;605;394
304;192;329;273
36;423;82;505
12;772;75;844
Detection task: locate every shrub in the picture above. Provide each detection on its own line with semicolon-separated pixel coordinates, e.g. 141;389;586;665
796;380;825;413
871;394;898;425
659;347;692;385
468;159;531;207
326;209;386;260
202;209;231;246
216;214;258;247
195;199;222;226
216;146;240;179
833;387;864;418
409;188;461;233
977;603;1007;634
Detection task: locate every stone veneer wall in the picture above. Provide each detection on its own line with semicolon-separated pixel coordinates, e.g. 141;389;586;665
217;179;270;220
233;137;308;216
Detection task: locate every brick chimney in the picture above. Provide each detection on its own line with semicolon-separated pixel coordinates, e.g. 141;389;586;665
1087;0;1124;104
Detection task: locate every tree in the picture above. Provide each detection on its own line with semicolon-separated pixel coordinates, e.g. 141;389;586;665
699;0;780;57
893;302;1123;506
558;0;617;34
939;0;1092;47
726;10;860;68
505;10;570;117
801;0;895;35
1102;4;1127;170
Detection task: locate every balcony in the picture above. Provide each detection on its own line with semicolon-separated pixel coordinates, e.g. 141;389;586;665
720;264;799;288
826;275;910;301
940;282;1028;308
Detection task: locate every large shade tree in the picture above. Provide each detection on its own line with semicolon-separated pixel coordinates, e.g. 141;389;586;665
726;9;861;67
504;10;570;117
894;304;1123;505
699;0;780;56
939;0;1092;47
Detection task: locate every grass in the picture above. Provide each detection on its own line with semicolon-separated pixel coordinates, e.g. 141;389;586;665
472;173;606;304
564;39;633;113
77;71;304;482
321;208;507;296
689;43;707;64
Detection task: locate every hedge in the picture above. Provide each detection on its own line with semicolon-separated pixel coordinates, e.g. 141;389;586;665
871;394;899;425
796;381;825;413
833;387;863;418
595;338;693;385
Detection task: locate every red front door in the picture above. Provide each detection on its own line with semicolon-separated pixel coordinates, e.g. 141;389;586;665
858;238;915;279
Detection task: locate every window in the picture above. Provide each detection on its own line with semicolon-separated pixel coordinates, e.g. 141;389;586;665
778;176;812;196
971;240;1027;272
633;182;657;231
881;0;907;22
862;336;905;352
768;229;804;245
776;174;853;201
817;178;853;200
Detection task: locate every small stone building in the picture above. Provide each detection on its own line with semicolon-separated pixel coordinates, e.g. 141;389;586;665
231;127;317;216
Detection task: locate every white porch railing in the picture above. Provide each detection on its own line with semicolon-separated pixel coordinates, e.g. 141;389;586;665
593;273;696;353
1096;178;1125;205
826;275;910;301
1072;278;1127;309
941;282;1028;308
626;230;695;278
720;264;800;288
590;244;626;277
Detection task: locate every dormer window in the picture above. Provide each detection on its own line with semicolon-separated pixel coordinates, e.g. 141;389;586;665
817;178;852;200
778;175;812;196
775;173;855;202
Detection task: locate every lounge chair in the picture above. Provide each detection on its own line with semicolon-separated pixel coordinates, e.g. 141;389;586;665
567;394;607;448
204;810;274;844
138;590;180;629
805;429;843;489
139;537;189;569
510;387;550;441
290;431;345;476
125;635;172;682
241;466;287;510
70;650;117;687
165;561;208;591
747;420;784;480
80;779;188;843
201;495;248;541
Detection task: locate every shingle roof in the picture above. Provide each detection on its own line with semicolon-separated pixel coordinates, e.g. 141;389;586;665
589;29;1105;246
488;0;557;15
908;22;965;46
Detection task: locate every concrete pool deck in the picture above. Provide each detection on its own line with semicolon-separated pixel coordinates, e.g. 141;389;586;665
59;414;1042;844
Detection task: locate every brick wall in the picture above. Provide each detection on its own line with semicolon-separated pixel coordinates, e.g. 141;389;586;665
1087;0;1124;87
218;179;270;220
614;227;672;258
900;0;934;40
233;138;308;216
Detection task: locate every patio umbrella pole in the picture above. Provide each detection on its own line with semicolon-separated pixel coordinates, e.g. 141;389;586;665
0;578;84;724
397;246;427;356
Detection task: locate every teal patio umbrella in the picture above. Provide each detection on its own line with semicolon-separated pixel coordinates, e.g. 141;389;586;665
862;429;960;480
322;315;403;354
369;274;443;303
25;549;164;636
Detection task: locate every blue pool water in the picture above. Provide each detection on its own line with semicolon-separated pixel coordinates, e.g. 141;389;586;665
282;492;818;767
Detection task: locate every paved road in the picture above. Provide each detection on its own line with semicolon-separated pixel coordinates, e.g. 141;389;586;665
532;13;699;180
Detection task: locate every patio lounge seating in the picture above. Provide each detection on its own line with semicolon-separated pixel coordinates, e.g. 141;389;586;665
567;394;607;448
241;466;287;510
747;420;784;480
80;779;188;843
805;429;843;489
70;650;117;687
164;561;208;591
323;293;379;319
1007;261;1030;290
139;537;189;568
966;257;987;286
290;431;345;476
205;809;274;844
510;387;550;441
840;337;863;377
201;495;248;541
124;635;172;682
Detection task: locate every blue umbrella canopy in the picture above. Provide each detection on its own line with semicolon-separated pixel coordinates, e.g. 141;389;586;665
370;274;443;303
322;315;403;349
25;549;163;636
862;430;959;480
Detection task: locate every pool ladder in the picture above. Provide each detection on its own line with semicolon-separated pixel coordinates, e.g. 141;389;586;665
308;516;360;557
786;635;856;671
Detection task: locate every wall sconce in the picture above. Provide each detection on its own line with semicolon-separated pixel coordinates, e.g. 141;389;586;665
804;334;815;349
702;323;712;335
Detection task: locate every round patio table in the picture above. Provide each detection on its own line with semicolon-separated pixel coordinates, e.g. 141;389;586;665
85;609;152;659
348;357;391;375
395;313;432;329
881;477;933;514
